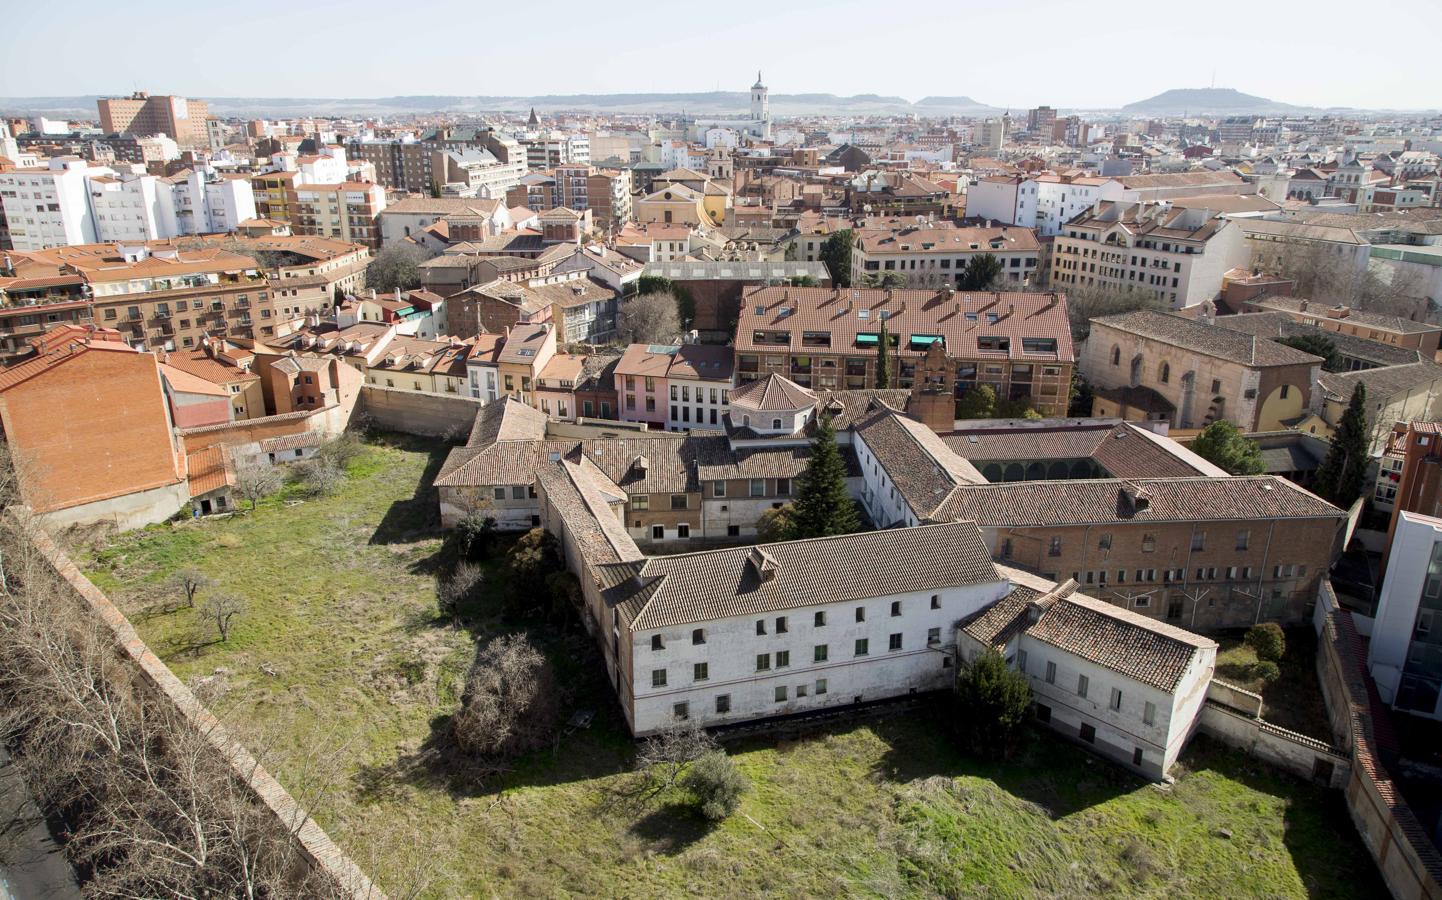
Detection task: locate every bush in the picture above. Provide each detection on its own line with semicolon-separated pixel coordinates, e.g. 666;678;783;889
452;634;561;758
295;456;345;497
437;561;484;620
952;649;1032;759
505;529;562;617
681;750;749;821
1245;622;1286;663
1252;660;1281;684
457;513;498;560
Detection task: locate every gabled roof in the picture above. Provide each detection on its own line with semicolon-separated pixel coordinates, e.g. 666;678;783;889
599;521;1002;630
0;338;139;392
728;373;816;412
1092;310;1322;367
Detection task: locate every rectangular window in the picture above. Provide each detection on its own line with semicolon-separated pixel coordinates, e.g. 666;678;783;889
1110;687;1122;711
1018;649;1028;672
776;477;791;496
693;628;705;644
512;486;526;500
888;633;903;651
694;662;709;681
815;677;828;695
1078;674;1089;698
651;669;667;688
716;694;731;713
1045;660;1056;684
776;616;788;634
1080;723;1096;744
651;634;663;651
775;685;788;702
1143;701;1156;725
1036;703;1051;723
756;620;767;636
1236;530;1249;550
855;606;865;623
670;494;688;510
776;650;790;668
927;627;940;645
890;600;902;617
931;594;941;609
713;480;726;497
677;524;690;539
854;638;869;656
493;487;506;500
750;478;765;497
756;653;771;671
815;610;827;627
1191;532;1205;551
814;644;829;662
674;701;689;720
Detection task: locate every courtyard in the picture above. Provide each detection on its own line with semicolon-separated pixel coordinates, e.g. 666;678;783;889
75;432;1386;898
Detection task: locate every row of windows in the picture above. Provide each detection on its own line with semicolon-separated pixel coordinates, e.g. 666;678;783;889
650;596;946;657
1045;529;1254;556
652;628;946;688
674;680;831;719
1066;564;1305;587
1022;650;1158;726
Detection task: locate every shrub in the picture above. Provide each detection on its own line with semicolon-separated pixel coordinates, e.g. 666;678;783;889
437;562;484;621
452;634;560;758
505;528;562;617
295;456;345;497
1252;660;1281;684
1245;622;1286;663
457;513;497;560
681;750;749;820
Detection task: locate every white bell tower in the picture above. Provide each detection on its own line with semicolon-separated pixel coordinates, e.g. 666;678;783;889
750;71;771;140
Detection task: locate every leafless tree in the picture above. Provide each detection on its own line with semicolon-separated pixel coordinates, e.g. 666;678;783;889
366;243;429;293
616;291;683;345
199;592;246;643
633;719;717;799
316;432;364;469
436;561;483;621
452;633;561;759
1065;284;1167;341
168;567;214;609
295;455;346;497
234;461;283;510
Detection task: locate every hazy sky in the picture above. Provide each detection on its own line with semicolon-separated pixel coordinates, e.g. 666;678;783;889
4;0;1438;109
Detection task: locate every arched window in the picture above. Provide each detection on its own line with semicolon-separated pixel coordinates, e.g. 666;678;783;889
1159;362;1171;384
1111;345;1121;366
742;415;750;427
772;418;782;430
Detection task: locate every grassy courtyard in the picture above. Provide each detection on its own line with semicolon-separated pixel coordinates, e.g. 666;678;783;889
74;433;1385;898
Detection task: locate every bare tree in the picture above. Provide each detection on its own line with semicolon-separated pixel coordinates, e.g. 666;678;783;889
366;244;429;293
168;567;214;609
452;633;561;758
295;456;346;497
436;561;483;622
1065;284;1167;341
199;592;246;643
616;291;682;345
633;719;717;798
234;462;283;511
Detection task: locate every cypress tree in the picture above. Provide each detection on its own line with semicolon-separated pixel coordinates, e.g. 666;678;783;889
1314;383;1369;507
790;415;860;539
876;319;891;389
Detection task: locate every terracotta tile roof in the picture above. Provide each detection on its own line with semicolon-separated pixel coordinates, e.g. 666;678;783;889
735;286;1074;362
160;348;259;386
615;343;678;378
186;446;234;496
940;421;1217;479
931;475;1342;526
601;521;1001;630
159;363;229;397
855;407;986;519
497;323;552;365
1251;296;1442;335
856;225;1040;256
537;457;643;569
667;344;734;381
967;566;1216;693
729;373;816;411
0;339;138;392
1317;361;1442;403
1092;310;1322;367
259;432;323;453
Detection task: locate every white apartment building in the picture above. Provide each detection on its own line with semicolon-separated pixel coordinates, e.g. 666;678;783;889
665;344;734;432
1368;511;1442;719
1050;201;1249;309
958;567;1217;779
610;523;1011;735
964;176;1038;229
965;174;1128;238
0;157;109;249
434;148;527;200
520;133;591;169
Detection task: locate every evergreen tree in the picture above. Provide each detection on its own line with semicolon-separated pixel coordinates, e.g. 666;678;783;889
790;416;860;539
1314;383;1370;507
952;649;1032;759
875;319;891;389
1190;421;1266;475
1277;333;1341;372
820;229;853;288
960;253;1004;291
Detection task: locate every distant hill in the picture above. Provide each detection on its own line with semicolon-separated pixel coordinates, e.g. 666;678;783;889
0;92;996;119
1121;88;1313;116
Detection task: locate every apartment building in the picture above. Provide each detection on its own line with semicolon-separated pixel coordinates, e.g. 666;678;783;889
348;128;525;195
433;148;526;200
518;133;590;169
289;181;387;248
378;197;512;248
1247;295;1442;358
96;92;210;147
614;343;734;431
1050;201;1250;309
966;174;1126;237
851;225;1040;289
1083;310;1321;432
733;286;1075;416
552;166;632;235
1369;511;1442;719
0;157;107;249
959;568;1216;779
497;322;557;403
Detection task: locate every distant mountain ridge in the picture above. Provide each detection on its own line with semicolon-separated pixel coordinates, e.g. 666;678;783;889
0;92;1004;119
1121;88;1315;116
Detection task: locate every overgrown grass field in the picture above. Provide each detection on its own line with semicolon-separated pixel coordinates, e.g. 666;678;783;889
75;434;1385;898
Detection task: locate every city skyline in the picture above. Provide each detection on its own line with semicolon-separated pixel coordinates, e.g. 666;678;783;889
4;0;1439;111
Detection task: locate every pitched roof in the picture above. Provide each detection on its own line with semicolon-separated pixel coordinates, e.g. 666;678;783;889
728;373;817;411
855;407;986;520
159;362;230;397
1092;310;1322;367
600;521;1002;630
186;446;234;496
940;420;1218;479
1317;361;1442;403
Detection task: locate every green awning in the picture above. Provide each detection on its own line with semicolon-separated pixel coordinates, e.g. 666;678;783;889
909;335;942;346
855;333;880;346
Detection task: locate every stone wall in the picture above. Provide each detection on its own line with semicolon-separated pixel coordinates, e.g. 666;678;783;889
1198;698;1349;789
1315;582;1442;900
20;525;384;899
356;384;480;439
